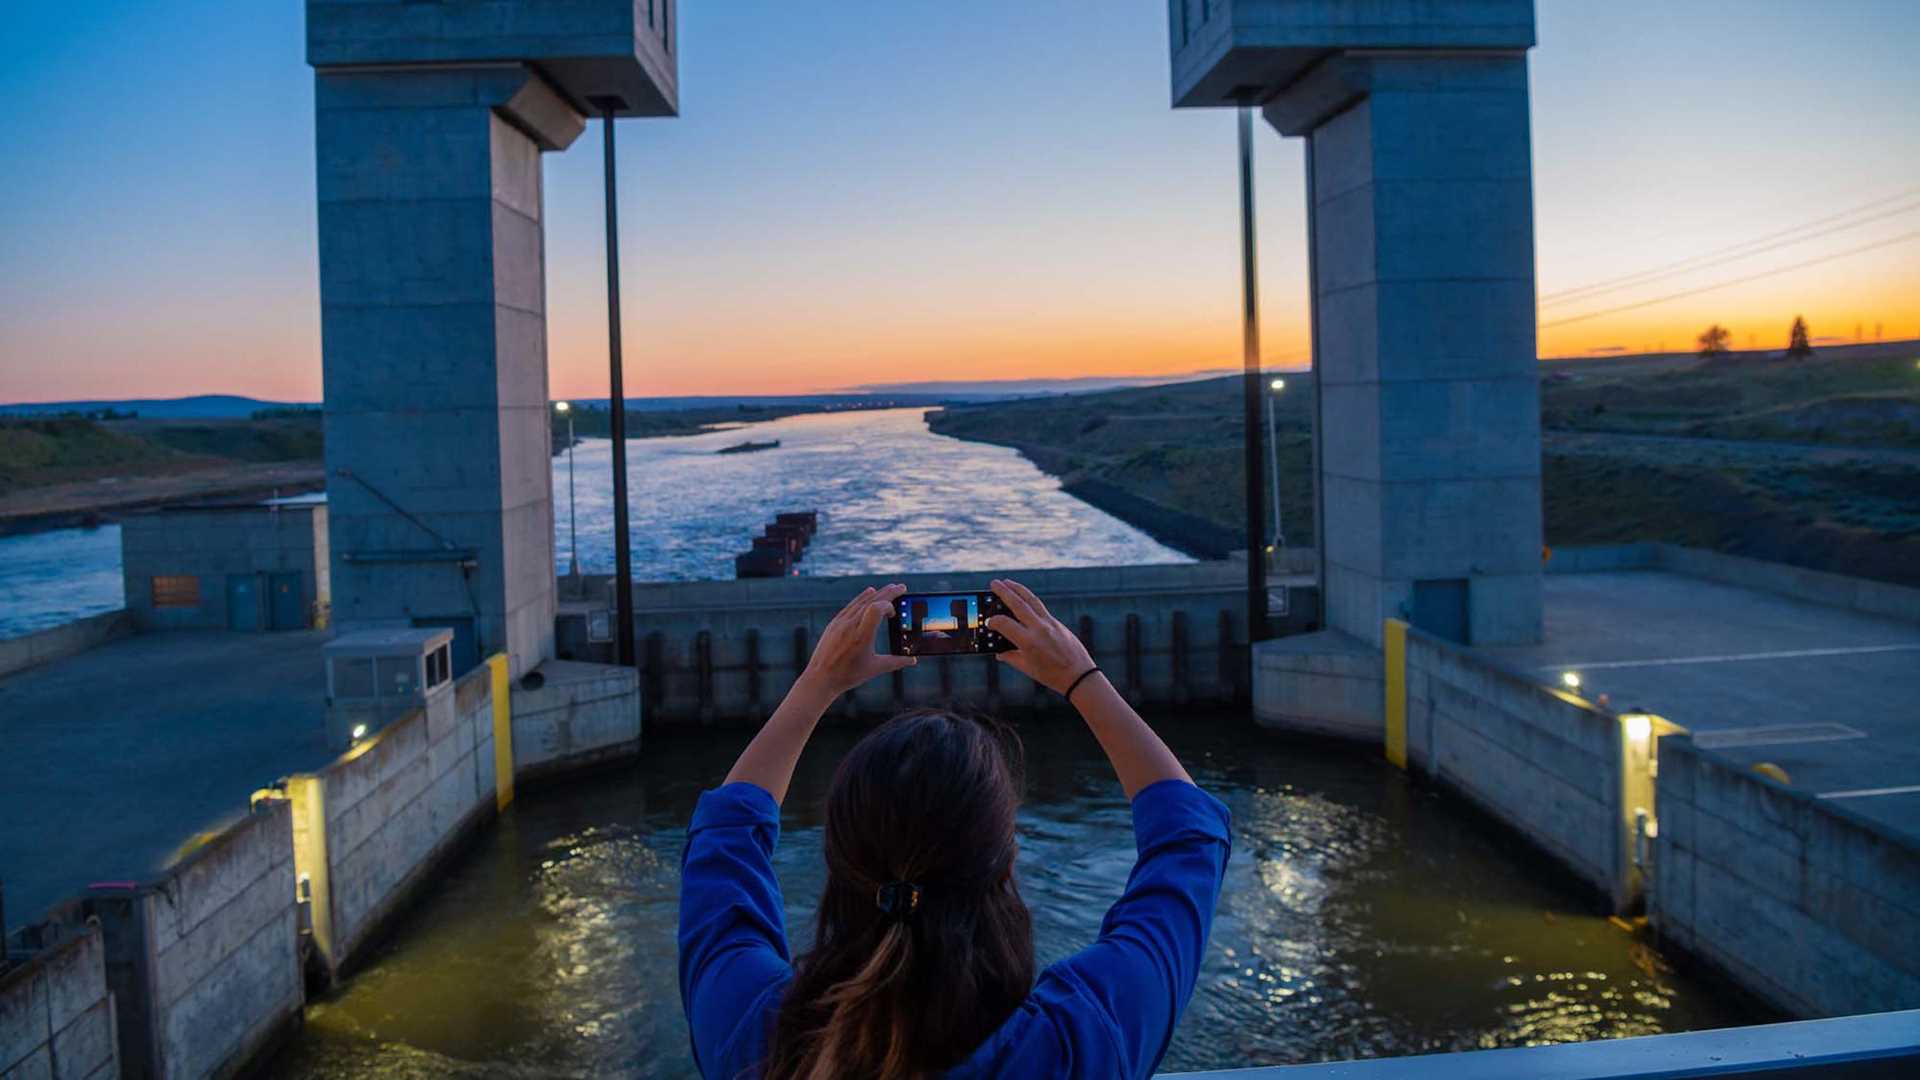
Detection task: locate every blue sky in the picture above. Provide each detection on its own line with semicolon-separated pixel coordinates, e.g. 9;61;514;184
1;0;1916;401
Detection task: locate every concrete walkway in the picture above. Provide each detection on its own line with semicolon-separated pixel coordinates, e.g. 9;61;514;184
0;630;333;925
1485;571;1920;842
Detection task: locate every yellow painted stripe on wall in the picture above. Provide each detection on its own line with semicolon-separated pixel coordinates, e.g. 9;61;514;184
488;654;515;811
1384;618;1408;770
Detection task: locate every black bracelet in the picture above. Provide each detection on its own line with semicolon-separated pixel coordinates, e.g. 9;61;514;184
1063;666;1103;705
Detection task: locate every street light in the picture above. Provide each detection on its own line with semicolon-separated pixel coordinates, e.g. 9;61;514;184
1266;377;1286;561
555;401;579;587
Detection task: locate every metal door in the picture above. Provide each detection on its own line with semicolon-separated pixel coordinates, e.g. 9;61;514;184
226;574;262;632
269;572;305;630
1410;579;1469;644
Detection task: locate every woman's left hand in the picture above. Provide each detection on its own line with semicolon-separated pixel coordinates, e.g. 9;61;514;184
798;583;916;699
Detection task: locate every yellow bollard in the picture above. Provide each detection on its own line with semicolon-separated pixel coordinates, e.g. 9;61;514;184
487;654;515;811
1384;618;1408;770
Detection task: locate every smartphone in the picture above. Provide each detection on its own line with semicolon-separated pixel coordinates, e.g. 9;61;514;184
886;591;1016;656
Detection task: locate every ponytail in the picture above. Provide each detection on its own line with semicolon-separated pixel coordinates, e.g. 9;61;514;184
794;922;915;1080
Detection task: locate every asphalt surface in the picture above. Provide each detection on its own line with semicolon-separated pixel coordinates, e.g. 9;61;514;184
1486;570;1920;841
0;629;332;925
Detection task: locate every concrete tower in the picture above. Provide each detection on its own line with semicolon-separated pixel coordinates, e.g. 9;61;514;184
307;1;678;676
1172;0;1544;648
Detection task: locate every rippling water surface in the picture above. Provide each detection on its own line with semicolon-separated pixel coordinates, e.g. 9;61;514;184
552;408;1187;578
274;716;1750;1078
0;524;123;637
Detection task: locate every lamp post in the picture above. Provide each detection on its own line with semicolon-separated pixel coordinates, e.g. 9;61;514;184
1237;104;1268;643
596;97;636;670
555;401;578;586
1267;378;1286;560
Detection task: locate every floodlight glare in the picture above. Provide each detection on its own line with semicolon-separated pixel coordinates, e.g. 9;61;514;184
1623;714;1653;741
1561;671;1581;691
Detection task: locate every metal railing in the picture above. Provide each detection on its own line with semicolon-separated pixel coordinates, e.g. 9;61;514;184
1159;1010;1920;1079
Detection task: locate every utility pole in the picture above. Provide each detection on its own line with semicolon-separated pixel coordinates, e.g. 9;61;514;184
597;99;637;669
1237;106;1269;643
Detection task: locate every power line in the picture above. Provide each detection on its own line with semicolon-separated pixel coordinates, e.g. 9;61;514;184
1541;199;1920;309
1537;231;1920;329
1540;187;1920;306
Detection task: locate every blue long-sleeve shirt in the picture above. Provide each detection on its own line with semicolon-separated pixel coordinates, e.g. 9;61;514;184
678;778;1232;1079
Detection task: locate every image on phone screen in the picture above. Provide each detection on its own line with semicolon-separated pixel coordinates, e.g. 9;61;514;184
887;591;1014;656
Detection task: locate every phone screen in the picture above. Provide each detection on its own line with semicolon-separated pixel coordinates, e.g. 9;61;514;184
887;591;1014;656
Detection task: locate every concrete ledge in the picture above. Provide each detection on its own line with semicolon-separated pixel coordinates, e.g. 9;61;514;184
0;610;131;679
1652;543;1920;624
1405;627;1627;907
294;661;501;979
623;561;1248;613
1653;736;1920;1017
1159;1008;1920;1078
1545;542;1920;624
1251;629;1382;740
563;563;1255;724
0;920;114;1080
510;659;641;783
1544;542;1661;575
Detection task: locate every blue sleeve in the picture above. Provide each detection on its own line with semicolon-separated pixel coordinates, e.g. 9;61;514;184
678;782;793;1078
1044;779;1232;1079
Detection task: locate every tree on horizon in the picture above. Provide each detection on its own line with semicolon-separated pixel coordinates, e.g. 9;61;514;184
1786;315;1814;359
1697;324;1731;358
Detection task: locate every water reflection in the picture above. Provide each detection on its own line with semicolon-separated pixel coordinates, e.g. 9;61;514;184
275;716;1750;1078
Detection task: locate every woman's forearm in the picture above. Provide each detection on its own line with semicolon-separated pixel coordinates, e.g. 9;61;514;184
721;583;912;804
1071;673;1191;800
723;674;837;804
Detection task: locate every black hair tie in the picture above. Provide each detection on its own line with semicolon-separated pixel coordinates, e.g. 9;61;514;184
875;881;922;920
1063;666;1103;704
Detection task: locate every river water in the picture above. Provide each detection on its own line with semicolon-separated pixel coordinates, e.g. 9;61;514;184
0;409;1182;638
550;407;1186;579
273;717;1750;1078
0;524;124;637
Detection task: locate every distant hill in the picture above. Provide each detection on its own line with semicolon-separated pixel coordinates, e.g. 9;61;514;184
0;394;311;419
560;392;988;412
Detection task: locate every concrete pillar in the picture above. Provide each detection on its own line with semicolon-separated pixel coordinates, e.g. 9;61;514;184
315;68;578;677
307;1;677;677
1170;0;1543;648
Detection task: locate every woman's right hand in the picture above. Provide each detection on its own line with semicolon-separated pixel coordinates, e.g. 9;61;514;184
986;579;1096;696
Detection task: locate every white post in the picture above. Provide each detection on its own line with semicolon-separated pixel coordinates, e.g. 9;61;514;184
1267;382;1284;554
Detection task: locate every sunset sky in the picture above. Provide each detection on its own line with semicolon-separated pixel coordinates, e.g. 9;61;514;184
0;0;1916;403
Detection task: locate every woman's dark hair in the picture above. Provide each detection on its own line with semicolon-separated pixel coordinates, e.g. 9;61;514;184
764;709;1033;1080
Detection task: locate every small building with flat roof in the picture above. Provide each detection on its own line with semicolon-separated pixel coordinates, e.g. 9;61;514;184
121;500;330;632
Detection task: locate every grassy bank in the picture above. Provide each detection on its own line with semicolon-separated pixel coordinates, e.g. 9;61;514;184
1543;349;1920;448
0;415;327;533
0;416;323;497
928;350;1920;585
